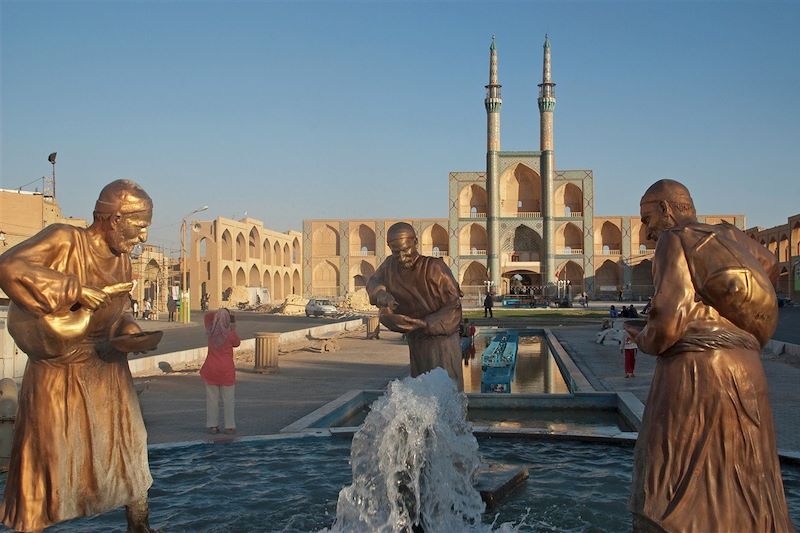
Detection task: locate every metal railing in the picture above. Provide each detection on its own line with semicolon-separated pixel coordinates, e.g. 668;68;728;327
460;249;487;256
460;211;487;218
557;248;583;255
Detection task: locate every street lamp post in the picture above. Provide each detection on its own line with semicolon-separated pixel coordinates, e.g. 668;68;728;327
180;205;208;323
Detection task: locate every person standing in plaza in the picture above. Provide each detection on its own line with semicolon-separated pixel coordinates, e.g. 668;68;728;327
609;304;618;326
200;308;241;434
483;292;493;318
621;334;638;378
167;294;177;322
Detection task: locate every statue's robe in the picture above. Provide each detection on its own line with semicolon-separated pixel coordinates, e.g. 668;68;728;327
630;224;794;532
0;224;152;532
367;255;464;390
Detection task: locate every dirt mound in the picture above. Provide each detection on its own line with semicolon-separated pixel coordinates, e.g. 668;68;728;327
273;294;309;315
340;288;373;311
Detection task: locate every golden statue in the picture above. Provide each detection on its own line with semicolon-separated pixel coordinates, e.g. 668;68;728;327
625;179;794;532
367;222;464;390
0;180;161;532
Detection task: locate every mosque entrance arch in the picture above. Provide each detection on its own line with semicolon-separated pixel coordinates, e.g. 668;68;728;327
502;270;542;296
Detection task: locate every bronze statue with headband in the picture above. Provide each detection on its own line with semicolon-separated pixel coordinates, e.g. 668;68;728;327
0;179;161;532
626;179;793;532
367;222;464;390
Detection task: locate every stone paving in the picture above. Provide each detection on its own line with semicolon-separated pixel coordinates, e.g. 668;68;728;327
552;325;800;452
136;329;409;444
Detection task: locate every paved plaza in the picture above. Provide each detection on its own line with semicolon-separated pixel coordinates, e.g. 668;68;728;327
135;307;800;452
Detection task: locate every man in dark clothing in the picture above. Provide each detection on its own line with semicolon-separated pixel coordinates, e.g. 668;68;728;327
483;293;493;318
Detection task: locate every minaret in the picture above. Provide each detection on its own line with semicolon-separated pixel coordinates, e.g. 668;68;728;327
485;35;502;294
538;34;556;295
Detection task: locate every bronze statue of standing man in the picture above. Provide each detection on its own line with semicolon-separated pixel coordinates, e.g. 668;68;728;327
0;180;159;532
626;179;794;532
367;222;464;390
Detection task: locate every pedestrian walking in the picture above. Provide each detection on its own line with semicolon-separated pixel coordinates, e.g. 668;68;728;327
483;293;494;318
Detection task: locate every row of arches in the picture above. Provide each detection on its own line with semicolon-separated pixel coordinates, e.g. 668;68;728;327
310;260;377;298
312;223;451;258
458;165;584;217
456;222;657;258
458;258;654;299
198;228;300;266
759;222;800;263
312;219;660;260
219;265;301;302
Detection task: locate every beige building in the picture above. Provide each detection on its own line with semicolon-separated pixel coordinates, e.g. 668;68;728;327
0;188;87;249
187;216;302;310
0;189;88;303
303;218;449;299
747;214;800;301
129;244;176;319
303;38;743;301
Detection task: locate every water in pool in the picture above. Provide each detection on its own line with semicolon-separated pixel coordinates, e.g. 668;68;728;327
463;334;569;394
9;367;798;532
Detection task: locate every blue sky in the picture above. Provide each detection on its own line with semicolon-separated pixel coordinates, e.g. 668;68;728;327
2;1;798;252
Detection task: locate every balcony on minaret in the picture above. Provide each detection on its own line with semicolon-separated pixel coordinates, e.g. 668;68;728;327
538;83;556;112
484;84;502;113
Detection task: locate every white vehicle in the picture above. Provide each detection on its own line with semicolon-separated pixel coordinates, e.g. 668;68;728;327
305;298;338;317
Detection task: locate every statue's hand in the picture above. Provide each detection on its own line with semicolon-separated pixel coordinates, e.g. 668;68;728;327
375;291;399;310
379;307;426;333
78;286;109;311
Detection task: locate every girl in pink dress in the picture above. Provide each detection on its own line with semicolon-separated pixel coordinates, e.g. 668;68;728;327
200;308;241;434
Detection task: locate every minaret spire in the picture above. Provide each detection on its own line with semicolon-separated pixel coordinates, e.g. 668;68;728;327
538;34;557;296
485;35;502;293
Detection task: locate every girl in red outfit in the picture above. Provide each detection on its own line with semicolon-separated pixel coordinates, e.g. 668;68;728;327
621;334;638;378
200;308;241;434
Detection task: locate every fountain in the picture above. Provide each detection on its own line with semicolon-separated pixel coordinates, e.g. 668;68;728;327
324;368;488;532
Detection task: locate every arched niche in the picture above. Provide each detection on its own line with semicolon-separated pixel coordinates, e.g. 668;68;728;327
421;223;449;257
221;230;233;261
350;224;376;255
458;184;488;217
554;183;583;217
459;223;488;255
499;164;541;216
555;222;582;253
249;227;261;260
312;224;340;256
235;233;246;261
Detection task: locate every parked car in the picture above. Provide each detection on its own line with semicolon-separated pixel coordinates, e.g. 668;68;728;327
305;298;338;317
